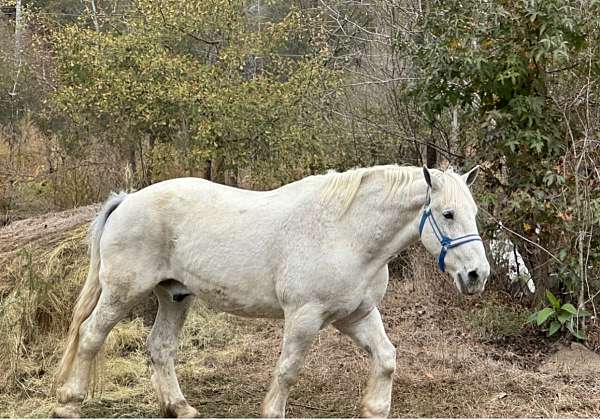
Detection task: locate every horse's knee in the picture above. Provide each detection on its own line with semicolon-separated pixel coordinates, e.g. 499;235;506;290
378;342;396;376
276;358;301;387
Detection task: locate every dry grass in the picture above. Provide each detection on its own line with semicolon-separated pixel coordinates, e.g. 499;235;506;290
0;209;599;418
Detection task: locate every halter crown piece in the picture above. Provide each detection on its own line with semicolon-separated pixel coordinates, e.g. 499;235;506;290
419;190;482;272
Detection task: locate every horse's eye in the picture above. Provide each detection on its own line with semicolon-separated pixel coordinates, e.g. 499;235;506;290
443;210;454;220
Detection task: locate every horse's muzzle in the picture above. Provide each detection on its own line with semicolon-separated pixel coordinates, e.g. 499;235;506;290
456;271;487;295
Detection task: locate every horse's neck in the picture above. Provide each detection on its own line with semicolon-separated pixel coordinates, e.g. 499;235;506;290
345;175;428;261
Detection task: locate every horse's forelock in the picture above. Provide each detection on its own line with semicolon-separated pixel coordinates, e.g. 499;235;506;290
439;171;477;210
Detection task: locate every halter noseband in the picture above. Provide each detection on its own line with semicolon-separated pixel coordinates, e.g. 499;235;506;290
418;192;482;272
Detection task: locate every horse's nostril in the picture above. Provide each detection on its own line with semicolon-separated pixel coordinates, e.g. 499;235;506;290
468;270;479;283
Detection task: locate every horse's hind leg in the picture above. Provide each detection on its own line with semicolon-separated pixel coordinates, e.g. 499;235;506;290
54;287;139;418
334;308;396;418
148;283;197;418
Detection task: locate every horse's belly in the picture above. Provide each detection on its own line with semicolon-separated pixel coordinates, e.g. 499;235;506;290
173;234;284;317
187;279;284;318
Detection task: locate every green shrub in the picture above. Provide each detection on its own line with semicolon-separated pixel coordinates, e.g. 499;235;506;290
528;290;590;340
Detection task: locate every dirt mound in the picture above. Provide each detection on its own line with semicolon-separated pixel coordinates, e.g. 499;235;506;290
540;342;600;377
0;204;99;266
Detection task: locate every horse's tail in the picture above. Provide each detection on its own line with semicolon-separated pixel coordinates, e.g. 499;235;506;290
55;192;127;388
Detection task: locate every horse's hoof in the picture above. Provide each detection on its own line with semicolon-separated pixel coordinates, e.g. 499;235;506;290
175;405;198;418
51;404;81;418
164;401;198;418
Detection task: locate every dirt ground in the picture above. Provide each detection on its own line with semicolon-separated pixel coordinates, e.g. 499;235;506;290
0;206;599;418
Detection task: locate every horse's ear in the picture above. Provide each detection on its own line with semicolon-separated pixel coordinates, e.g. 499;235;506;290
424;166;444;191
423;166;432;188
423;166;439;191
462;165;480;187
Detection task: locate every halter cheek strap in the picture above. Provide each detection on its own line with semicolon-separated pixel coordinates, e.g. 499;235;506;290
419;196;482;272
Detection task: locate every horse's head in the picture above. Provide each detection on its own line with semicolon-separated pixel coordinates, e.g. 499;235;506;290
419;166;490;295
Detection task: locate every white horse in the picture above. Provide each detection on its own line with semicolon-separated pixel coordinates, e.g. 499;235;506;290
53;164;489;418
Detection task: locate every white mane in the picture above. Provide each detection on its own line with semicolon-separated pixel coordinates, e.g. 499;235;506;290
319;165;422;215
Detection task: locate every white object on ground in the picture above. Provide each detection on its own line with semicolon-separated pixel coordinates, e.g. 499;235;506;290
490;231;536;293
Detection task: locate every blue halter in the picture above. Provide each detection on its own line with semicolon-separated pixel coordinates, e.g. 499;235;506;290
418;193;482;272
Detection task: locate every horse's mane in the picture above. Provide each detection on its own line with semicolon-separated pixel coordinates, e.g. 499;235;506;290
319;165;423;216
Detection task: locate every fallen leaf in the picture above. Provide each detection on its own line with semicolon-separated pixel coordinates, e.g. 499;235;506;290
490;392;507;402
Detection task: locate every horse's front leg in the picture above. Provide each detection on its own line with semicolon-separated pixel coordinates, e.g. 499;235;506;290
335;307;396;418
262;305;323;418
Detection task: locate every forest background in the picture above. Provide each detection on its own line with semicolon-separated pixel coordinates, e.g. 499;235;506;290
0;0;599;386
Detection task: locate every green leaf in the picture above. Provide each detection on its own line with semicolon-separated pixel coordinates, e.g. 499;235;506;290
577;308;591;317
527;312;538;324
536;307;555;326
558;249;568;261
545;290;560;310
566;323;587;340
548;320;561;336
557;310;571;324
561;303;578;315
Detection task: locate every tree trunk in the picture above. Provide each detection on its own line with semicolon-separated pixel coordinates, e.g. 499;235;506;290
203;160;212;180
14;0;23;66
10;0;23;98
224;167;238;187
90;0;100;32
426;126;437;168
210;156;225;184
127;143;137;188
450;106;459;151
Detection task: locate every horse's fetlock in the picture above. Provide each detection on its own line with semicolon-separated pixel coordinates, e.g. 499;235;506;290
163;400;197;418
262;406;285;418
56;387;85;405
361;400;390;418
